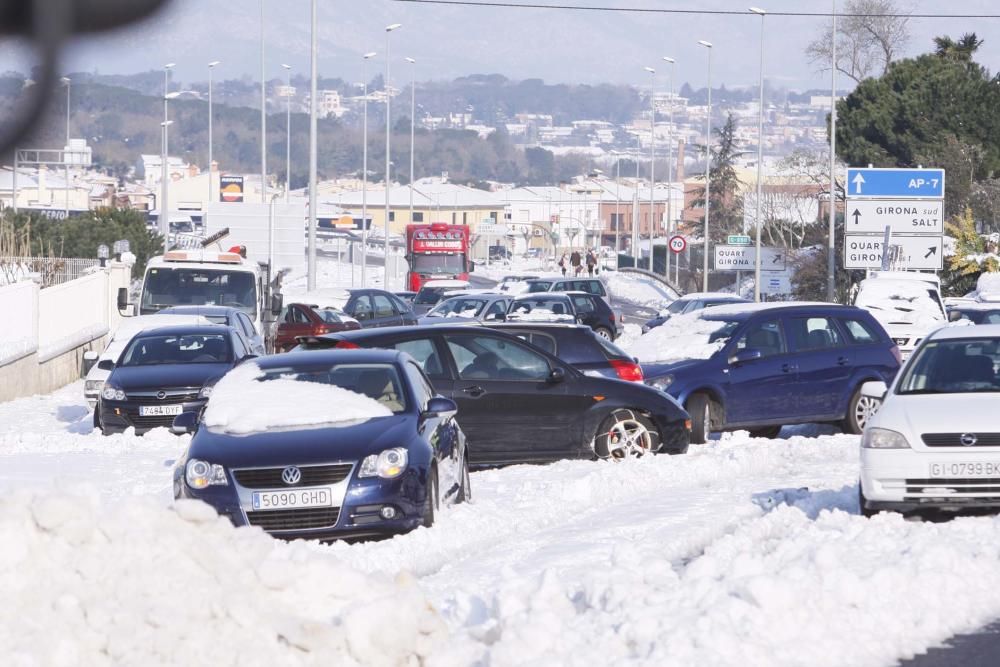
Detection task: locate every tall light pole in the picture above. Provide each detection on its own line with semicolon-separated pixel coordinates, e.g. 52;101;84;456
698;40;713;292
406;57;416;228
208;61;220;203
306;0;318;291
828;0;838;302
385;23;402;288
160;63;175;252
282;63;292;203
61;76;70;215
751;7;766;302
361;51;376;287
259;1;269;203
644;66;656;271
615;154;621;268
662;56;675;282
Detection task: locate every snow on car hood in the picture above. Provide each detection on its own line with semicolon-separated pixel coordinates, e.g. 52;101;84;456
854;280;945;330
202;362;392;435
624;312;732;363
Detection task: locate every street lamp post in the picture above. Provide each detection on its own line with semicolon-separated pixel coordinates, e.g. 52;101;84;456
662;56;675;282
260;0;267;204
306;0;318;291
361;52;376;287
644;66;657;272
698;40;713;292
615;154;621;269
828;0;838;302
208;61;220;203
750;8;766;302
160;118;174;253
61;76;70;215
406;57;416;229
384;23;402;289
282;63;292;203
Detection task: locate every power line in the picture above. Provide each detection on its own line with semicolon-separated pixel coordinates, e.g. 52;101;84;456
391;0;1000;19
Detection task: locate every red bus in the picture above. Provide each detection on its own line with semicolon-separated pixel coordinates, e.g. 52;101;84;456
404;223;471;291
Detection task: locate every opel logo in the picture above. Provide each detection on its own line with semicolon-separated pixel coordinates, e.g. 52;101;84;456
156;391;166;400
961;433;978;447
281;466;302;485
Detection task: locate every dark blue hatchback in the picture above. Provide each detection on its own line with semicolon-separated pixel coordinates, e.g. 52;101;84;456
639;304;901;443
173;349;469;541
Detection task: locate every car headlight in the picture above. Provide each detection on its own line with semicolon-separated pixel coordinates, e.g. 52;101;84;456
101;384;126;401
185;459;228;489
651;374;675;391
198;385;214;399
641;325;650;334
85;380;105;394
359;447;409;479
862;427;911;449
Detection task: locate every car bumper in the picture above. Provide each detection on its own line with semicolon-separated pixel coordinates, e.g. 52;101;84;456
651;415;690;455
861;448;1000;511
100;399;207;435
176;470;430;541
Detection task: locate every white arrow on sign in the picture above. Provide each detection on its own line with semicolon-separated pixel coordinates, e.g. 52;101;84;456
852;172;865;194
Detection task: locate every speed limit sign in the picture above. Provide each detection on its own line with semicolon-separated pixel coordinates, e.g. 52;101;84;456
669;235;687;254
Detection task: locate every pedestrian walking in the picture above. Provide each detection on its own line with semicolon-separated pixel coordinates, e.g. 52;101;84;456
570;250;582;277
586;249;597;277
558;253;567;276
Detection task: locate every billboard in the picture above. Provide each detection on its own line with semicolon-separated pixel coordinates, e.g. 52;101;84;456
219;175;244;203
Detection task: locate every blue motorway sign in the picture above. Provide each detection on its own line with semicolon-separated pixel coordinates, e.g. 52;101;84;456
846;167;945;199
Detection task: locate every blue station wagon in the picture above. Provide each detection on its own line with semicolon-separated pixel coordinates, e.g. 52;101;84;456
641;304;901;443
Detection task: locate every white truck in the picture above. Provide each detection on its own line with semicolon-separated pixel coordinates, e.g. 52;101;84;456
852;271;947;360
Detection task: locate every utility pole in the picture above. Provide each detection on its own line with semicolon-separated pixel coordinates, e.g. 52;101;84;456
698;40;713;292
260;0;267;204
306;0;318;291
827;0;839;302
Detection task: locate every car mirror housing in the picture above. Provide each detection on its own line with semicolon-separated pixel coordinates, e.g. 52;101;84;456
271;293;283;316
97;359;115;371
171;411;200;435
861;380;888;401
729;349;763;365
423;396;458;420
116;287;130;312
548;367;566;384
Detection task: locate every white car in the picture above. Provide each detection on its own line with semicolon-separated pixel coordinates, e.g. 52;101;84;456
852;271;947;360
859;324;1000;516
82;314;212;408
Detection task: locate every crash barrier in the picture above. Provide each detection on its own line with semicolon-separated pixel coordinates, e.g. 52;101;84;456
0;262;130;402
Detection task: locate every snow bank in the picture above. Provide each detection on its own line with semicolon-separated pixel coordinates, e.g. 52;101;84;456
0;492;446;666
624;312;732;362
202;363;392;435
976;272;1000;299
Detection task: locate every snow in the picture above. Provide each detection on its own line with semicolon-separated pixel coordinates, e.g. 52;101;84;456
5;379;1000;665
603;271;679;307
624;311;733;362
854;279;945;328
506;310;576;323
975;272;1000;299
201;363;392;435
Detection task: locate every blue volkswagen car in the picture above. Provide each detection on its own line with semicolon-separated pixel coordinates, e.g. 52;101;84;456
97;324;252;435
172;349;469;540
640;304;901;443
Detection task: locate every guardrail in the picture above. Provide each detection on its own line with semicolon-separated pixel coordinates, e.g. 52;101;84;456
617;266;683;297
0;256;101;287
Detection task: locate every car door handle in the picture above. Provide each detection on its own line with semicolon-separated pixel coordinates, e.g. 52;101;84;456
836;356;850;366
462;385;486;397
781;363;796;373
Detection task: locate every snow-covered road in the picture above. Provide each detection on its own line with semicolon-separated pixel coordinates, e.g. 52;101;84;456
3;382;1000;665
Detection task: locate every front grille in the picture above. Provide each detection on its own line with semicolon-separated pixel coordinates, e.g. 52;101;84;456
892;337;909;346
128;414;178;430
904;478;1000;495
922;433;1000;447
245;507;340;531
126;393;199;406
233;463;354;489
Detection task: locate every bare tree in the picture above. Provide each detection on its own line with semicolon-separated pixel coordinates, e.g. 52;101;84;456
806;0;910;83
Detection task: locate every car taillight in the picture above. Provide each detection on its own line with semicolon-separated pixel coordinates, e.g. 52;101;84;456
610;359;644;382
890;345;902;365
335;340;360;349
311;324;332;335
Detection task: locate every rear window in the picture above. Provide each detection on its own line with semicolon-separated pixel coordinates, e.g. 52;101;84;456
839;318;880;345
593;332;630;360
527;282;552;293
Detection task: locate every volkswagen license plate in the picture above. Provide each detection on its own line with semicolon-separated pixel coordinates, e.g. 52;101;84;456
139;404;183;417
252;487;332;511
930;462;1000;478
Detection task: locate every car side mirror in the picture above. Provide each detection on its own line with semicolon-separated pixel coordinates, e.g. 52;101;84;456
422;396;458;420
271;293;283;316
547;367;566;384
356;311;371;321
171;411;200;435
948;310;964;322
116;287;130;312
861;380;888;401
97;359;115;371
729;349;763;365
239;354;258;364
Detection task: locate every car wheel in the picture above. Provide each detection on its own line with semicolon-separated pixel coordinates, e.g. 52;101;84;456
686;393;714;445
457;454;472;503
594;327;613;340
594;409;660;459
858;484;879;518
844;386;880;435
748;426;782;439
422;467;439;527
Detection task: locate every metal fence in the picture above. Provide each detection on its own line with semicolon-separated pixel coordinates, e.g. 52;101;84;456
0;256;102;288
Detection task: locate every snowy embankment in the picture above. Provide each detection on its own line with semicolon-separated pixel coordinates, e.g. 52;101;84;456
603;271;679;309
3;381;1000;664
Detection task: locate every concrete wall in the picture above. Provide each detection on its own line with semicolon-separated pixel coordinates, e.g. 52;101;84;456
0;262;130;403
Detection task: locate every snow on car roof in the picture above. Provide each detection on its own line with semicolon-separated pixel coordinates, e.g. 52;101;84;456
421;279;470;288
928;323;1000;340
698;301;840;318
624;311;734;362
676;291;741;301
102;314;214;360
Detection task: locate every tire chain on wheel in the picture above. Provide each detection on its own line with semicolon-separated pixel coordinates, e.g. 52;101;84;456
595;408;661;460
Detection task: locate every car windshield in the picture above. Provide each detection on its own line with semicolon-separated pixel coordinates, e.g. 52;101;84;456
526;282;553;293
260;363;408;412
120;333;231;366
428;297;488;318
140;267;257;319
896;338;1000;395
415;286;461;304
411;254;466;274
665;300;689;314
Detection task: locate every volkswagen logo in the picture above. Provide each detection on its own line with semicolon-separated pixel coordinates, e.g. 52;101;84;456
156;391;166;400
960;433;978;447
281;466;302;485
